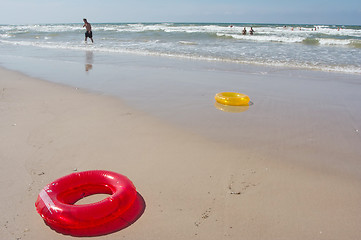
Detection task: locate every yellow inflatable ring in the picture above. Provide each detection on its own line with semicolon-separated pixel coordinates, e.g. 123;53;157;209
215;92;250;106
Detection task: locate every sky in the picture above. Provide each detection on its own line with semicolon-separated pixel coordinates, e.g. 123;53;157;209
0;0;360;25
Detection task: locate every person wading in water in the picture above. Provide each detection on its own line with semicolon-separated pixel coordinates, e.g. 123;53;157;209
83;18;94;43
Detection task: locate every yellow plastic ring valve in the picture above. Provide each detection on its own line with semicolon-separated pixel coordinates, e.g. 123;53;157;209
215;92;250;106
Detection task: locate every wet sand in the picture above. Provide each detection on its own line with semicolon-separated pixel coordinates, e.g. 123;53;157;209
1;63;361;239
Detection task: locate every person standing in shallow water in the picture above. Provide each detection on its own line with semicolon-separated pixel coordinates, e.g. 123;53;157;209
242;27;247;35
83;18;93;43
249;27;254;35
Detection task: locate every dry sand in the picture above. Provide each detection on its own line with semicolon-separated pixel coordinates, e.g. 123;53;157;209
1;66;361;240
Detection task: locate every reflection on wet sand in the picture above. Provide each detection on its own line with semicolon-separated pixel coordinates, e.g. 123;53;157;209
214;101;251;113
85;51;93;72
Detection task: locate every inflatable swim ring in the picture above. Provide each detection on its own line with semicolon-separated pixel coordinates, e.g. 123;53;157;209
35;170;137;236
215;92;250;106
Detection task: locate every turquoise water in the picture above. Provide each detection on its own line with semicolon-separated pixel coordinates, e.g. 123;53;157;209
1;23;360;74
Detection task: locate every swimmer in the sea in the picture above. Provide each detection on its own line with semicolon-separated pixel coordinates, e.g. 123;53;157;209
242;27;247;35
249;27;254;35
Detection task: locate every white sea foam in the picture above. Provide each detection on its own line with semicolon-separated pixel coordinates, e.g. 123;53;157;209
0;24;82;34
178;41;197;45
0;33;12;38
318;38;351;46
217;33;305;43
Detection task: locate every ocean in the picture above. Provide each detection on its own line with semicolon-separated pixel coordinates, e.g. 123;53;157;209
0;22;360;74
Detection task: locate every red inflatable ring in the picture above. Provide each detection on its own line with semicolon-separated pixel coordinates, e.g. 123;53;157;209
35;170;137;236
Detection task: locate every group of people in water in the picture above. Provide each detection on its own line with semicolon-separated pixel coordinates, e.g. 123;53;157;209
242;27;254;35
229;25;255;35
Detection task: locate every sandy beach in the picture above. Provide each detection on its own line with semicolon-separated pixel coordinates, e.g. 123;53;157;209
1;62;361;240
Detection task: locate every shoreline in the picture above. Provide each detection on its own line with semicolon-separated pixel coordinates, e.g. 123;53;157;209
1;22;361;75
1;63;361;239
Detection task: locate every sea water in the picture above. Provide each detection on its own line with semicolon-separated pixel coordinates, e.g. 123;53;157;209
0;22;360;74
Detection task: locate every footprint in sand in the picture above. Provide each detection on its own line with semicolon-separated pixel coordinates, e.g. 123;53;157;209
228;170;258;195
194;208;212;227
